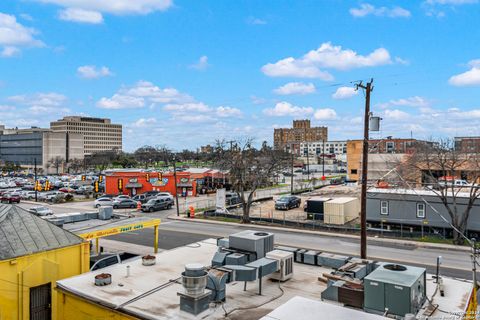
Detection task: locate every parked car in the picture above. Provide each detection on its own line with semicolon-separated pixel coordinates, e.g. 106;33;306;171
141;197;174;212
154;192;174;201
75;185;94;194
112;199;138;209
21;191;37;200
28;206;53;216
59;187;75;193
132;193;159;203
45;191;65;202
98;194;116;199
94;197;113;208
90;252;138;271
226;192;241;206
114;195;131;201
1;193;21;203
274;196;301;210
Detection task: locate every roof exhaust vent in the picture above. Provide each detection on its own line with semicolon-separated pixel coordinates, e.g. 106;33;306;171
94;273;112;286
383;264;407;271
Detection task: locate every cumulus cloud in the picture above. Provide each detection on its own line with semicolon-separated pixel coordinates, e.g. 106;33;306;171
449;60;480;86
273;82;316;95
350;4;411;18
77;65;112;79
263;101;314;117
261;42;393;79
314;108;337;120
216;106;242;118
59;8;103;23
189;55;209;71
332;86;358;99
164;102;211;113
36;0;173;23
8;92;67;106
246;16;267;25
97;81;193;109
384;109;410;120
131;117;157;128
0;13;44;57
378;96;430;108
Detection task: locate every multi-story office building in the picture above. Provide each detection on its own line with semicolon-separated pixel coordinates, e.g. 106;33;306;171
300;140;347;157
0;126;83;173
273;119;328;154
50;116;122;155
454;136;480;153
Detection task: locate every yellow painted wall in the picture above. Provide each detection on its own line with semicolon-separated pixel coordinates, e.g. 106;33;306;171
347;140;362;181
56;290;136;320
0;242;89;320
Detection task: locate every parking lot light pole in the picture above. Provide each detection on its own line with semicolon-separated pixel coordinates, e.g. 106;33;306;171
173;158;180;216
34;157;38;202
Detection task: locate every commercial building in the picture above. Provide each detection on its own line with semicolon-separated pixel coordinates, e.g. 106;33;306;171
104;169;197;197
0;204;89;320
0;125;84;174
346;138;422;181
199;144;214;154
454;136;480;153
274;120;328;154
50;116;122;155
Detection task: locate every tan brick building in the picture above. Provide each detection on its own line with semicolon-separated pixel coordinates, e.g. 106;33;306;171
50;116;122;155
273;120;328;154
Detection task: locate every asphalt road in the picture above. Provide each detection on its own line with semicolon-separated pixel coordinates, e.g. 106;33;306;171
106;219;475;280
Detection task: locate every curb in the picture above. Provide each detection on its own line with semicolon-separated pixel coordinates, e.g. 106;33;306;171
167;215;470;252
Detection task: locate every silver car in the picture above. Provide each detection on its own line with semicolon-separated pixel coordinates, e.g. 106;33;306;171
94;197;113;208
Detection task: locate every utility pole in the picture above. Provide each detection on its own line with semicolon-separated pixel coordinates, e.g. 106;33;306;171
290;148;294;195
305;142;310;184
173;157;180;216
356;78;374;260
34;157;38;202
322;139;325;178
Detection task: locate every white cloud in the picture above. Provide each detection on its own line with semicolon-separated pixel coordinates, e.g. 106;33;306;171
8;92;67;106
97;81;193;109
132;117;157;128
263;101;314;117
189;55;209;71
216;106;242;118
332;86;358;99
0;105;16;111
449;60;480;86
384;109;410;120
175;114;215;123
77;65;112;79
313;108;337;120
20;14;34;21
164;102;211;113
28;105;71;114
261;42;392;79
1;46;21;57
350;4;411;18
378;96;430;108
246;16;267;25
59;8;103;24
36;0;173;16
273;82;316;95
0;13;44;57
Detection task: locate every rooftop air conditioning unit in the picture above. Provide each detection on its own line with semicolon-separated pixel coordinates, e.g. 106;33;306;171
266;250;294;281
229;230;274;259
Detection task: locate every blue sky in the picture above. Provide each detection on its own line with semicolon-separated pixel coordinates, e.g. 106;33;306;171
1;0;480;151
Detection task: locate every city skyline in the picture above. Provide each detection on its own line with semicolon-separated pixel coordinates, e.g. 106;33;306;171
1;1;480;151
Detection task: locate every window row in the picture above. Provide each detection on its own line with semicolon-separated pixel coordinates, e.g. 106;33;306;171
380;201;426;218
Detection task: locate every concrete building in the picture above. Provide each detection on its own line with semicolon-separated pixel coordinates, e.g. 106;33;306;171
200;144;214;154
0;125;84;173
50;116;122;155
346;138;422;181
274;120;328;154
0;204;89;320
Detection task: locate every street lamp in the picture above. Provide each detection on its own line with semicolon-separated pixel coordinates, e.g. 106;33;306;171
173;157;180;217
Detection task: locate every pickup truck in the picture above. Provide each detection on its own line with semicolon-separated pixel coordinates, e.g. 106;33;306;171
90;252;139;271
141;197;174;212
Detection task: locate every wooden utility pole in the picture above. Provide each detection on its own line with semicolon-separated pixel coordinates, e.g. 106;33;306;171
173;158;180;216
356;79;374;260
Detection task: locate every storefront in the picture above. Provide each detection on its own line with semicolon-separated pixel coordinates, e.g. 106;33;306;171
105;170;197;197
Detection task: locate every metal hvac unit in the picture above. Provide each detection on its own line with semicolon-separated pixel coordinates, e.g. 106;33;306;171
364;263;426;317
266;250;294;281
229;230;274;259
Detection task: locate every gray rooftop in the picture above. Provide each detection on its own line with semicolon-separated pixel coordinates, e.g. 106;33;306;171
0;204;84;260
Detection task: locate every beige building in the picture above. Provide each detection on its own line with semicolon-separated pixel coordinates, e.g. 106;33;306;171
0;126;84;174
274;120;328;154
50;116;122;155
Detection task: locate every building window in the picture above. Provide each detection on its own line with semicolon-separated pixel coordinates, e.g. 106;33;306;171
380;201;389;215
386;142;395;153
416;203;426;218
350;169;358;174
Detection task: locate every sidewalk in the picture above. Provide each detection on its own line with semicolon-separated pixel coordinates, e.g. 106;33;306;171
168;214;471;253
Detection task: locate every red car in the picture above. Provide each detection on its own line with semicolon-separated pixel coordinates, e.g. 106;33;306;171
1;193;21;203
59;187;75;193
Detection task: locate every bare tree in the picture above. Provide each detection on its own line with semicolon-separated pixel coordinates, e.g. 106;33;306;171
213;138;289;223
48;157;65;174
67;158;83;173
86;149;118;171
399;139;480;244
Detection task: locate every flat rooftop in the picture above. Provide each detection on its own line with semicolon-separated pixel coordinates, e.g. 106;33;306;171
56;238;472;319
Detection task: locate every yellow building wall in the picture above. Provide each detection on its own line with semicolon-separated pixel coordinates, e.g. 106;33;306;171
0;242;90;320
56;291;136;320
347;140;362;181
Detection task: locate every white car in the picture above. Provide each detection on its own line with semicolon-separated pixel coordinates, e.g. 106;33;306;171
94;197;113;208
21;191;37;200
28;206;53;216
154;192;174;201
113;195;131;201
